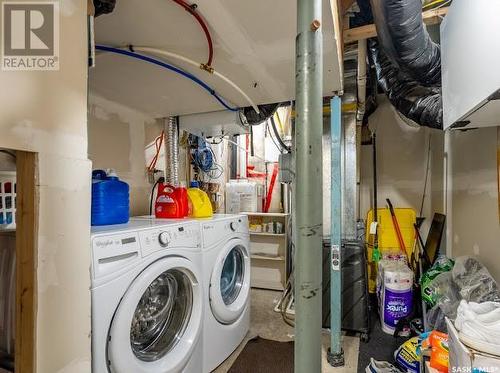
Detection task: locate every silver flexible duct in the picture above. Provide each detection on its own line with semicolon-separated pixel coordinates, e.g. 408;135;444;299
164;117;179;186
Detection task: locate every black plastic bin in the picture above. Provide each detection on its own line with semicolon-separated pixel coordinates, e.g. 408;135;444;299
322;239;370;342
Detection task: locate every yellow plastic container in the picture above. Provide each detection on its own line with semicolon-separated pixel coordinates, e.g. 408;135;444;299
365;207;416;293
187;187;213;218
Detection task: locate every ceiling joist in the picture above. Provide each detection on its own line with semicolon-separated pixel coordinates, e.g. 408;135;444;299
343;7;449;44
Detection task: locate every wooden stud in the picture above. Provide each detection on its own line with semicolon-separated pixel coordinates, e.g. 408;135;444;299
343;7;449;44
341;0;356;15
15;151;38;373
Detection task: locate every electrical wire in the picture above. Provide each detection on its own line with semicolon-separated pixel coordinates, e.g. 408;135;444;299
275;110;285;133
149;177;165;216
190;137;225;182
170;0;214;66
267;121;284;154
95;45;238;112
193;147;214;173
148;130;165;172
422;0;451;10
270;116;291;152
132;46;260;114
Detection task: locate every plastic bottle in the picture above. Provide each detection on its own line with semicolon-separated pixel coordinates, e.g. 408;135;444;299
91;169;129;226
378;260;414;335
187;181;213;218
154;182;188;218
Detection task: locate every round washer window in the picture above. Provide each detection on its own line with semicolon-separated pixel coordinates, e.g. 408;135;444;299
220;246;245;306
130;268;193;362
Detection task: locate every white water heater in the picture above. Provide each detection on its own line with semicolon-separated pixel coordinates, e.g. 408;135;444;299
441;0;500;130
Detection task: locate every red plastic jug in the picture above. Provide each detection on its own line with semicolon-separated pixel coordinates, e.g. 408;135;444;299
154;183;188;218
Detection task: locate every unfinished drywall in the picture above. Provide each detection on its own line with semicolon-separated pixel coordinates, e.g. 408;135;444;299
88;95;162;216
0;152;16;172
359;96;443;236
0;0;90;371
446;127;500;281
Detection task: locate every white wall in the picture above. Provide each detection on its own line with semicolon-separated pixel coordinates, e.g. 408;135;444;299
88;95;163;216
360;97;441;236
360;96;500;282
0;1;91;371
446;127;500;281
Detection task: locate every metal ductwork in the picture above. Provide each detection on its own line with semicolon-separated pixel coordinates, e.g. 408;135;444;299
93;0;116;17
369;0;441;86
369;40;443;129
357;0;444;129
165;117;179;185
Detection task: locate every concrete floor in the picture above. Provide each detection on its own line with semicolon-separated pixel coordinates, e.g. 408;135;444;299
215;289;360;372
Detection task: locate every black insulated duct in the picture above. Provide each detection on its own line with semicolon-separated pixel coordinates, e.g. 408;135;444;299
241;103;281;126
369;40;443;130
93;0;116;17
369;0;441;87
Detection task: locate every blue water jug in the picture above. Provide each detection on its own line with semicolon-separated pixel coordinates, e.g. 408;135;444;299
91;169;129;226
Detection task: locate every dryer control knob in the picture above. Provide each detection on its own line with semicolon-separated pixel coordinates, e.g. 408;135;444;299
158;231;170;247
229;222;237;232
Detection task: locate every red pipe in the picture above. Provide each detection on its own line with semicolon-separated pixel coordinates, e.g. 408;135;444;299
245;134;249;178
264;163;279;212
171;0;214;66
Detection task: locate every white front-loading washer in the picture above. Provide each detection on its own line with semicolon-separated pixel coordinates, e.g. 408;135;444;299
200;214;251;373
91;219;203;373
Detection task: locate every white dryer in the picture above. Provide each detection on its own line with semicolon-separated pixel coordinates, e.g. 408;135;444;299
91;219;203;373
200;214;251;373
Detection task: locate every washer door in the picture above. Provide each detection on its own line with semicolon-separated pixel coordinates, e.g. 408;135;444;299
107;257;202;373
209;238;250;324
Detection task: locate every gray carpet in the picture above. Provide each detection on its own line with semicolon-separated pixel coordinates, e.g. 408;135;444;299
357;298;406;371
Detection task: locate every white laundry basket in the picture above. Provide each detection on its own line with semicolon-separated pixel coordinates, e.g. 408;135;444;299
0;172;16;230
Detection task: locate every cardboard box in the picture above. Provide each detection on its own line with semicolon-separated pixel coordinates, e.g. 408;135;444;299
446;317;500;373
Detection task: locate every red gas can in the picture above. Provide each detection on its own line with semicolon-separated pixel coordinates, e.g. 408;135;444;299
154;183;188;218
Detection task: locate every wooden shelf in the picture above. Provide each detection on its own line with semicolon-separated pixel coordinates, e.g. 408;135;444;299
251;279;284;291
250;232;285;237
242;212;289;217
247;212;289;291
251;254;285;262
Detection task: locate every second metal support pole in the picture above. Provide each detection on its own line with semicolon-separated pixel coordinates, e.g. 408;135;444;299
328;96;345;366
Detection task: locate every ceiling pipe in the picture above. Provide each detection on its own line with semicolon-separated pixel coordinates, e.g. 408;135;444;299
357;39;367;122
132;46;260;114
294;0;323;371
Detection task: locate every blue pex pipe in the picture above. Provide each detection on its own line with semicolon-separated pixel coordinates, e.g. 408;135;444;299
95;45;239;112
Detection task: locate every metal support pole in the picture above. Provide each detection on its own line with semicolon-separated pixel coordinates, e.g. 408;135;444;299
294;0;323;371
328;96;345;366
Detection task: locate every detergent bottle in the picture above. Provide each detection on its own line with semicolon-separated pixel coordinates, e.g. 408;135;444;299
91;169;129;226
187;181;213;218
154;182;188;219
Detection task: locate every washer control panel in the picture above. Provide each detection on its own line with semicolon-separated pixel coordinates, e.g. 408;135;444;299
91;232;142;279
202;215;249;247
158;231;171;247
139;223;200;257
